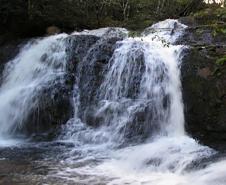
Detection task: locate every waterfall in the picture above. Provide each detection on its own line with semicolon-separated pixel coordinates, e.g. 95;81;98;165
61;20;186;147
98;31;185;139
0;34;68;140
0;20;226;185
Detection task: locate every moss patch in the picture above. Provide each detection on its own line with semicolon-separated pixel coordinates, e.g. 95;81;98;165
194;7;226;25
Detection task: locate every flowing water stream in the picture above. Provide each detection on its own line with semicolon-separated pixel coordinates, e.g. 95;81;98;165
0;20;225;185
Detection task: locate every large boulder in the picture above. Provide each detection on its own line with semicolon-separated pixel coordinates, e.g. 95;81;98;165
180;18;226;150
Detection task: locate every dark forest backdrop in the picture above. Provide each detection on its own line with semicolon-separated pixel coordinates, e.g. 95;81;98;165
0;0;206;36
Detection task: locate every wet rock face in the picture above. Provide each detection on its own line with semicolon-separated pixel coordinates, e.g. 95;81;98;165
65;34;122;111
77;36;124;124
180;24;226;150
65;35;99;67
19;74;74;137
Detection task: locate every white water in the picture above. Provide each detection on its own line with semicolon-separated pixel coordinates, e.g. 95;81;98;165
95;136;213;185
72;27;128;38
99;36;185;137
0;34;68;142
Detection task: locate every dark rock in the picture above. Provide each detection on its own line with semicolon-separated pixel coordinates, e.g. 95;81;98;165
197;67;212;79
77;36;123;123
179;15;226;150
181;40;226;151
15;73;74;138
178;16;226;47
65;35;99;64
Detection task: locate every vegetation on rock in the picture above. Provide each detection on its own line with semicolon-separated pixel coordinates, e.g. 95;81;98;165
216;56;226;65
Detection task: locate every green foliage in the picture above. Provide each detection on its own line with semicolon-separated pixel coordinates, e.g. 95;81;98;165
216;56;226;66
194;7;226;25
213;56;226;77
212;26;226;37
128;31;141;37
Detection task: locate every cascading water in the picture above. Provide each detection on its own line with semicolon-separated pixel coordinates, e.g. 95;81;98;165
0;20;226;185
97;32;185;140
58;20;226;184
0;34;68;144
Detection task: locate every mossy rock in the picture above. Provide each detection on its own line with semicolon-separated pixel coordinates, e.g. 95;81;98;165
194;7;226;24
181;46;226;151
